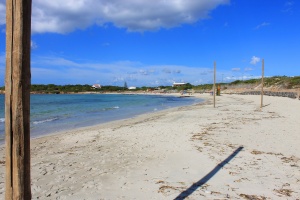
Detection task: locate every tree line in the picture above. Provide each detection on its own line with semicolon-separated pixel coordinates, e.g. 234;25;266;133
0;76;299;93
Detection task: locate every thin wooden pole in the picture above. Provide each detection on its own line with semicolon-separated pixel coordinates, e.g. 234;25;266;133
213;61;216;108
260;59;264;109
5;0;32;199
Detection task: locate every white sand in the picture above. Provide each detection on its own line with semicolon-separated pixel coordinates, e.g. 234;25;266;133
0;94;299;199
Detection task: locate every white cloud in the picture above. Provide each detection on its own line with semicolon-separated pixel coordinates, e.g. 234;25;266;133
255;22;270;30
285;1;294;6
0;0;230;33
282;1;294;13
162;68;182;74
162;68;172;74
30;56;218;86
244;67;254;71
0;2;5;25
250;56;260;65
231;68;240;71
31;41;38;49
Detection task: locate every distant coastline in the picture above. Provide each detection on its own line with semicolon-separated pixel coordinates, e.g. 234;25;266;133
0;75;299;96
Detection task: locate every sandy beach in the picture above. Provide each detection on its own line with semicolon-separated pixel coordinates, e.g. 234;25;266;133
0;93;299;199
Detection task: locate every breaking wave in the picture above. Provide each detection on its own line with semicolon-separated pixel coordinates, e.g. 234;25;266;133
102;106;119;111
33;117;59;125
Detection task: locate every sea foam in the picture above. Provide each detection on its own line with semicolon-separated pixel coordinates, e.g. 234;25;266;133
33;117;59;125
102;106;120;111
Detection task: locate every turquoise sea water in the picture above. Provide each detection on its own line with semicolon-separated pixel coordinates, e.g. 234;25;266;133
0;94;203;143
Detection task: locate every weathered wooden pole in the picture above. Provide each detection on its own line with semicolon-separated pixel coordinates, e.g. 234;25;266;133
213;61;216;108
260;59;264;109
5;0;32;199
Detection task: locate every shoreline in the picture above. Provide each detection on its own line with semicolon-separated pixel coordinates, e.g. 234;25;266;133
27;94;208;146
0;94;299;199
0;93;203;146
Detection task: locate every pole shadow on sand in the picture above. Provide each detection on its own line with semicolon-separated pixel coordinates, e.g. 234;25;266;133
174;146;244;200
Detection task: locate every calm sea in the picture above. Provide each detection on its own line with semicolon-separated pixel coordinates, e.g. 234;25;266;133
0;94;202;143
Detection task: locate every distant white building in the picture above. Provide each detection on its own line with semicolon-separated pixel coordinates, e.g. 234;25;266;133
172;82;186;87
128;86;137;90
92;84;101;89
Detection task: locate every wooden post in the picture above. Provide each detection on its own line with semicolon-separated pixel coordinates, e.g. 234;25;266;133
260;59;264;109
5;0;32;199
213;61;216;108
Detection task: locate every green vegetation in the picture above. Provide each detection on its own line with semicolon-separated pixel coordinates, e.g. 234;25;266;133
0;76;299;94
243;79;259;84
100;86;125;92
31;84;94;93
263;76;300;88
157;85;173;90
192;84;214;90
226;76;300;89
290;76;300;85
229;79;259;85
175;83;193;91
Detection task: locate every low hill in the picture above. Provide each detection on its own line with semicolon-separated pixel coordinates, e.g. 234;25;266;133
227;76;300;90
0;76;299;94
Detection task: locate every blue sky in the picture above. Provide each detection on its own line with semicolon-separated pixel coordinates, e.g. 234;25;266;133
0;0;299;87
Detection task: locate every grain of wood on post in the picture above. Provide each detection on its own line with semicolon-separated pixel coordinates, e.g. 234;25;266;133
5;0;32;199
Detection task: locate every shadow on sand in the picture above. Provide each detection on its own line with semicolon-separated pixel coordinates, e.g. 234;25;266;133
174;146;244;200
